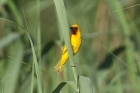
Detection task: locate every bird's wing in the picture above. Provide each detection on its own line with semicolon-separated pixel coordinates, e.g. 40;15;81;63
62;45;74;55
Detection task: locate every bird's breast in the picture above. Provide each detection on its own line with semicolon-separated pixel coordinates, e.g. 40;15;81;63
71;34;82;54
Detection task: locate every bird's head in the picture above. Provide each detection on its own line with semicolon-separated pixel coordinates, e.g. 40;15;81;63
70;24;80;35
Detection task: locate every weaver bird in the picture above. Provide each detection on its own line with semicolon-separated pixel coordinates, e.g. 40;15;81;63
54;24;82;72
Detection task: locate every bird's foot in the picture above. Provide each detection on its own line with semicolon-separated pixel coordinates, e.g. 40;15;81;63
70;62;76;67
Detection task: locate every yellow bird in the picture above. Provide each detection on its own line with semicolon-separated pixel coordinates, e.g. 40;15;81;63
54;24;82;72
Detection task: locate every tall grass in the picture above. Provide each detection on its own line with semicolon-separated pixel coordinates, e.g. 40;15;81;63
0;0;140;93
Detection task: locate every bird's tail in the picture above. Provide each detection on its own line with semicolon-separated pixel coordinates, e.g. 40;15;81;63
54;59;64;72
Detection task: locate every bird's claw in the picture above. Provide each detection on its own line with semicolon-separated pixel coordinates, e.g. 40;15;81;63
70;63;76;67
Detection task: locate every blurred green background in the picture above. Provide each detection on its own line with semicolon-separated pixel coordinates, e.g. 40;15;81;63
0;0;140;93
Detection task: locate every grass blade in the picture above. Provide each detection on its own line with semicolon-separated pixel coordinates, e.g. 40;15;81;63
54;0;77;82
3;39;24;93
0;33;20;50
52;81;76;93
78;75;93;93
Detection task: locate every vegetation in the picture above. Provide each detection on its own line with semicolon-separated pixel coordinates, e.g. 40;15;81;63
0;0;140;93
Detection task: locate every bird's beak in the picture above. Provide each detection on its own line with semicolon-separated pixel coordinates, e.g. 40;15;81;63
70;27;73;31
